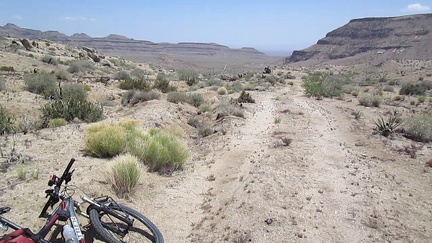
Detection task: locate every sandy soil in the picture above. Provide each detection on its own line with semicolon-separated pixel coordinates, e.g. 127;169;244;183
1;71;431;243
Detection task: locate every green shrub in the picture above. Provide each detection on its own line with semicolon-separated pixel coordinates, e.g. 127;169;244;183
114;70;130;81
153;74;176;93
186;93;204;107
84;122;129;158
166;92;188;104
41;99;103;127
217;99;244;118
119;78;151;91
205;79;221;87
418;96;426;103
217;87;227;95
24;72;58;99
404;114;432;142
83;84;91;91
130;69;147;79
41;55;58;65
108;154;141;197
265;76;277;86
0;77;6;91
0;106;15;135
68;60;94;73
130;128;189;173
0;66;14;72
48;118;67;127
302;72;344;98
237;91;255;103
61;83;87;102
399;83;426;96
178;69;198;86
121;90;160;106
55;69;71;81
351;91;359;97
358;95;382;107
383;85;395;92
373;114;403;137
199;104;212;113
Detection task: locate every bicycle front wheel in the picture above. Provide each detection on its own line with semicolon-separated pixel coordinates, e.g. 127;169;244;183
89;204;164;243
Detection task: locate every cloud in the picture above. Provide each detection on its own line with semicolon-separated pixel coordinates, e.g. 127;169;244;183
63;16;96;22
401;3;430;12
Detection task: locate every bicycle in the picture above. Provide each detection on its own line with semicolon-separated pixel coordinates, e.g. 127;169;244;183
0;158;164;243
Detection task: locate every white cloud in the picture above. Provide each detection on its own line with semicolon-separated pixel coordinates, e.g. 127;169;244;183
63;16;96;22
401;3;430;12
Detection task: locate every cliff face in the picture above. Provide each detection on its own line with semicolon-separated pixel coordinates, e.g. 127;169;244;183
0;24;265;57
285;14;432;64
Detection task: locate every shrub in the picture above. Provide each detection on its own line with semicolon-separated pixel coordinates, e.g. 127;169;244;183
0;77;6;91
0;66;14;72
199;104;212;113
265;76;277;86
24;72;58;99
373;114;403;137
130;69;147;79
68;60;94;73
178;69;198;86
351;91;359;97
237;91;255;103
383;85;395;92
393;95;404;101
302;72;344;98
121;90;160;106
230;81;243;92
404;114;432;142
41;99;103;127
399;83;426;96
61;83;87;102
358;95;382;107
114;70;130;81
84;122;128;158
198;125;214;137
41;55;58;65
410;100;416;105
205;79;221;87
108;154;141;197
119;78;151;91
153;74;176;93
418;96;426;103
0;106;15;135
133;129;189;173
342;85;357;94
48;118;67;128
217;99;244;118
83;84;91;91
217;87;227;95
166;92;188;104
55;69;71;81
420;80;432;90
187;93;204;107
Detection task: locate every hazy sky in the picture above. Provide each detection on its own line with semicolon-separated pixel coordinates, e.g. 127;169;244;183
0;0;431;52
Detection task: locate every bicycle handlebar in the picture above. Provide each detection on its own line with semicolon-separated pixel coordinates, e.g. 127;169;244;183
39;158;76;218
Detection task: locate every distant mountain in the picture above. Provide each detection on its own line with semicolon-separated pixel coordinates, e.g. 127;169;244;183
0;23;266;58
284;13;432;65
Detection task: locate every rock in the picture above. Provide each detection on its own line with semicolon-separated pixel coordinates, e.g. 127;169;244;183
19;38;32;51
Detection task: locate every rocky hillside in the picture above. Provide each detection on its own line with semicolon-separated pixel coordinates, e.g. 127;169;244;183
0;23;265;58
285;13;432;65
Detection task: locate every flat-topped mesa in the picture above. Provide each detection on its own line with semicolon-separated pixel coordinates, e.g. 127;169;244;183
0;23;267;58
285;13;432;65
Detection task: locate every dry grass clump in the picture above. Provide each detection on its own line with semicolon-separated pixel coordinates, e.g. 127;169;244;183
48;118;67;128
217;99;244;119
108;154;141;197
121;90;160;106
84;122;129;158
217;87;228;95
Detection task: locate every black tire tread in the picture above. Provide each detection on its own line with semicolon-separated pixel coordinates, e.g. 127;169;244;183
89;204;164;243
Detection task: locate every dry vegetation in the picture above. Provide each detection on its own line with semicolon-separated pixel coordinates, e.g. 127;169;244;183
0;36;431;242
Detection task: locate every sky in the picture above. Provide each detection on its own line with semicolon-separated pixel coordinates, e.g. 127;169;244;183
0;0;431;54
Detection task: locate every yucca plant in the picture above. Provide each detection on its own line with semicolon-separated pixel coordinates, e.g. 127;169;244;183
373;113;403;137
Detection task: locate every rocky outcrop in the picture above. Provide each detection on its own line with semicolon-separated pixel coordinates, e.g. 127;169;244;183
285;13;432;65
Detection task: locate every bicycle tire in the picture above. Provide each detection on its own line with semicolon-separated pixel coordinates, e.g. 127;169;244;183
89;204;164;243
